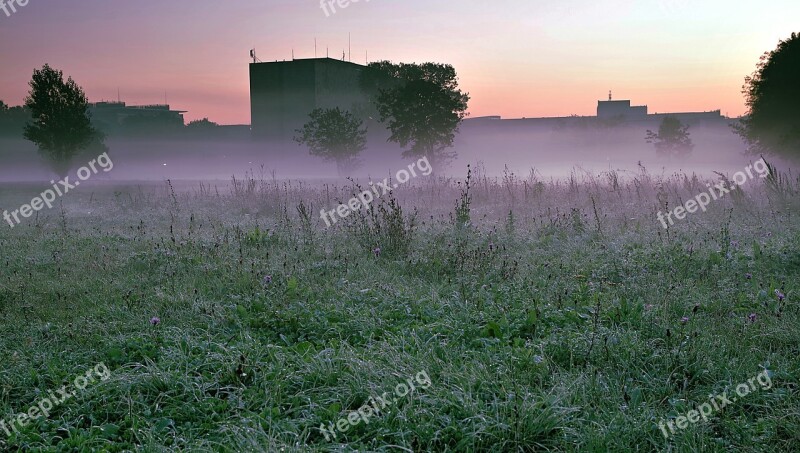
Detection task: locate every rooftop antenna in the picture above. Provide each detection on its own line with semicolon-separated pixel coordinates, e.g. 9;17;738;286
609;90;612;101
348;33;351;62
250;48;261;63
292;49;295;60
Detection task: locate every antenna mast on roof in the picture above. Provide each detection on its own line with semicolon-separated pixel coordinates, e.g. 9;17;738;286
609;90;612;101
250;49;261;63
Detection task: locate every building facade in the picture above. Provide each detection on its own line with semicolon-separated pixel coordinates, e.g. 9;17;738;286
89;102;186;135
597;99;648;119
249;58;371;140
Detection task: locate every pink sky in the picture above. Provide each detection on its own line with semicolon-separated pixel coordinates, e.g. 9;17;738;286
0;0;797;124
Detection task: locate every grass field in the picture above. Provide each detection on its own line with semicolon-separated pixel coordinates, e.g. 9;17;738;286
0;164;798;452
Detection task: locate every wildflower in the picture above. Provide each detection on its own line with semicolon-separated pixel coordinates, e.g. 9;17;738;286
746;273;752;280
748;313;757;323
150;317;161;326
680;316;690;324
775;289;785;302
263;275;272;285
373;247;381;257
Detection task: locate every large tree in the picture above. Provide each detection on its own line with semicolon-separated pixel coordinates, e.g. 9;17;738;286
294;107;367;176
366;62;469;168
736;32;800;159
23;64;105;176
645;116;694;157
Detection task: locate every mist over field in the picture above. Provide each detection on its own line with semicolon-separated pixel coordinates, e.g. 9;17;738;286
1;1;799;451
0;123;770;183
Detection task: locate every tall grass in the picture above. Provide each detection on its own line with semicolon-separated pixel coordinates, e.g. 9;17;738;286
0;164;798;451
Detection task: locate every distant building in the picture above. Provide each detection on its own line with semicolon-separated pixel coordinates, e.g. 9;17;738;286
89;102;186;135
249;58;372;140
597;99;648;119
465;95;725;128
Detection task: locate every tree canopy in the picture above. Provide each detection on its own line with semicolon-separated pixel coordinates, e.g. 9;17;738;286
23;64;105;176
294;107;367;176
365;62;469;168
736;32;800;159
187;118;218;129
645;116;694;157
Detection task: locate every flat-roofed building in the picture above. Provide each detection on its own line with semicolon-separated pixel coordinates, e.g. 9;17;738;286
89;101;186;135
249;58;371;140
597;99;648;119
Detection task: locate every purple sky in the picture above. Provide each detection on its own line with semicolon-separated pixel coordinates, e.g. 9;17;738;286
1;0;797;124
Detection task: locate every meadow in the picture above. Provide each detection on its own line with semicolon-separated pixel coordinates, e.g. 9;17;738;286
0;163;798;452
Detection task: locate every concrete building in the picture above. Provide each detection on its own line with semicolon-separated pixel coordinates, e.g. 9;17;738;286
250;58;371;140
89;101;186;135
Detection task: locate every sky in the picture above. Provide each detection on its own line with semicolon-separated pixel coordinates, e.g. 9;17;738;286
0;0;797;124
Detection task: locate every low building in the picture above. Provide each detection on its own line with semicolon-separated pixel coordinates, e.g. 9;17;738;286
465;96;726;129
89;102;186;136
597;99;648;119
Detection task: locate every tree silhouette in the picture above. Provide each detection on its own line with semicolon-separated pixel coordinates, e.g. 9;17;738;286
645;116;694;157
187;118;218;129
736;32;800;159
294;107;367;176
184;118;219;138
23;64;105;176
367;62;469;168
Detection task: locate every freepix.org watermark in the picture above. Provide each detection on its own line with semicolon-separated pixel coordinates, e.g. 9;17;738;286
0;362;111;438
320;0;370;17
3;152;113;229
657;158;768;229
657;369;772;439
319;370;431;442
320;157;432;228
0;0;29;19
